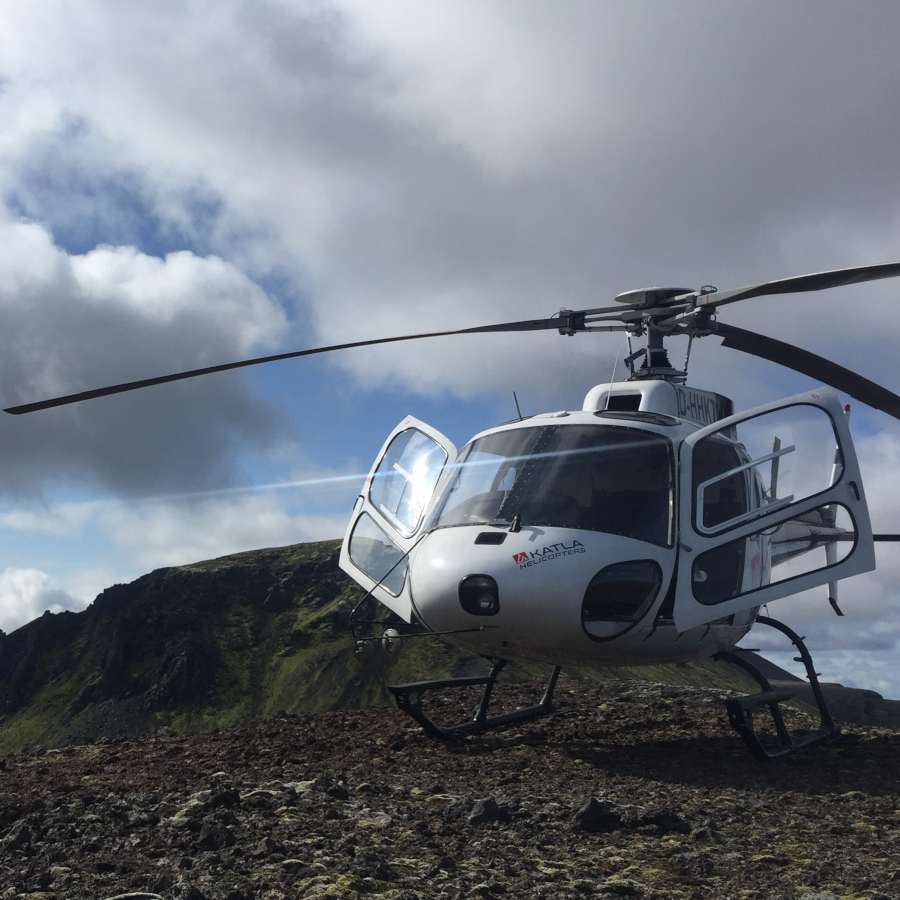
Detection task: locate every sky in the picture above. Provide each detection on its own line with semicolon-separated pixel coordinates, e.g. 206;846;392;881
1;1;900;695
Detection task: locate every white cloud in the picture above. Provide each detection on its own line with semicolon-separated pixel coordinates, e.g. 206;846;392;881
0;481;353;631
0;460;360;631
0;503;92;538
330;0;602;175
0;566;86;634
0;210;286;392
71;246;284;352
58;566;121;607
96;494;347;568
0;484;352;573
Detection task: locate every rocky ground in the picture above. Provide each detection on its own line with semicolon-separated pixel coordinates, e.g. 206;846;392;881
1;676;898;900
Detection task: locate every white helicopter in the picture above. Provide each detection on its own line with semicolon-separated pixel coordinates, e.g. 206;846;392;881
8;261;900;758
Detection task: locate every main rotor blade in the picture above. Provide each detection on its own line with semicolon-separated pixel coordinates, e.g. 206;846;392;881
711;321;900;420
4;317;561;415
700;260;900;309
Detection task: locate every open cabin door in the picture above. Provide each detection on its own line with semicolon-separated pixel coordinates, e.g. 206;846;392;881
339;416;457;622
674;388;874;632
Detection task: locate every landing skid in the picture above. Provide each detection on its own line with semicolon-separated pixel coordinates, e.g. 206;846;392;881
390;659;562;740
715;615;840;760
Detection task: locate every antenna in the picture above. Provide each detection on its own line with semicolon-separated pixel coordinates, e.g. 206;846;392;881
603;349;621;410
512;391;523;421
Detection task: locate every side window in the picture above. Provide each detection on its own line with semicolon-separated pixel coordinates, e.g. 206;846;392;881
369;429;448;536
692;403;842;536
582;560;663;641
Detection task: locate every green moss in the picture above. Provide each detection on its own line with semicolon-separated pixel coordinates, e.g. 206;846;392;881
292;872;394;898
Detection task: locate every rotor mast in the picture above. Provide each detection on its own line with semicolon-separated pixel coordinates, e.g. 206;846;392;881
558;285;703;384
632;324;685;382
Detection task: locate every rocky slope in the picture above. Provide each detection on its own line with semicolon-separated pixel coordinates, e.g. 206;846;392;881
0;677;897;900
0;541;470;753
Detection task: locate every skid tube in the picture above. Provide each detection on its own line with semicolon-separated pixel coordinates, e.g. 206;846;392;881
390;659;562;740
714;615;840;760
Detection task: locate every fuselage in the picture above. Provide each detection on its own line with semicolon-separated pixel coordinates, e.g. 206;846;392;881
341;379;773;669
406;408;759;667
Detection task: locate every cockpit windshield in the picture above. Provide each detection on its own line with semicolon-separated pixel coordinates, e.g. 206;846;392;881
434;424;673;546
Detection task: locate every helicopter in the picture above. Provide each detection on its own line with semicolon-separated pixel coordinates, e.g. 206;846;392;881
7;261;900;759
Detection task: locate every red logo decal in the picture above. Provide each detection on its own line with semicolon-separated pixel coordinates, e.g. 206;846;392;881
512;552;528;564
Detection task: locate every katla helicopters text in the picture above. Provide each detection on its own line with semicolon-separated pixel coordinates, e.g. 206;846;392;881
9;261;900;759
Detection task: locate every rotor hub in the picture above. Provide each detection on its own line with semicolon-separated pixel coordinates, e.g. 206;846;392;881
614;287;693;308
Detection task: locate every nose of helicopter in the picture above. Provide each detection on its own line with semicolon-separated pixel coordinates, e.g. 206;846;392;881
409;524;675;664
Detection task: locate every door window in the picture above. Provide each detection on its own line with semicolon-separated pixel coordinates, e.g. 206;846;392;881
693;403;841;535
675;388;874;633
368;428;449;536
692;502;856;605
348;513;408;596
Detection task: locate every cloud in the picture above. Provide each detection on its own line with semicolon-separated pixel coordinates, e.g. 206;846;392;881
0;468;359;571
2;2;900;412
0;460;361;634
0;566;85;634
0;212;290;496
0;503;91;538
96;494;348;568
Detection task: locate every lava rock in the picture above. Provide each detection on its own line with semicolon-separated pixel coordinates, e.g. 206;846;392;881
468;797;512;825
672;850;714;878
325;783;350;801
210;787;241;809
633;805;691;835
351;850;399;881
193;820;236;851
571;797;623;833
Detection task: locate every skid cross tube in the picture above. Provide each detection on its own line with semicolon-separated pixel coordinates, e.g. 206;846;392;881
715;615;839;760
390;660;562;740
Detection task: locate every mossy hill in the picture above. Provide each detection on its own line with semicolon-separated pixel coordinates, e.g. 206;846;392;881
0;539;809;754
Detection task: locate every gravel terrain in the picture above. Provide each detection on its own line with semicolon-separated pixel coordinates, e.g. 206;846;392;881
1;676;898;900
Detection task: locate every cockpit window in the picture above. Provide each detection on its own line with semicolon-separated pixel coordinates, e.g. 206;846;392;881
434;425;673;546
